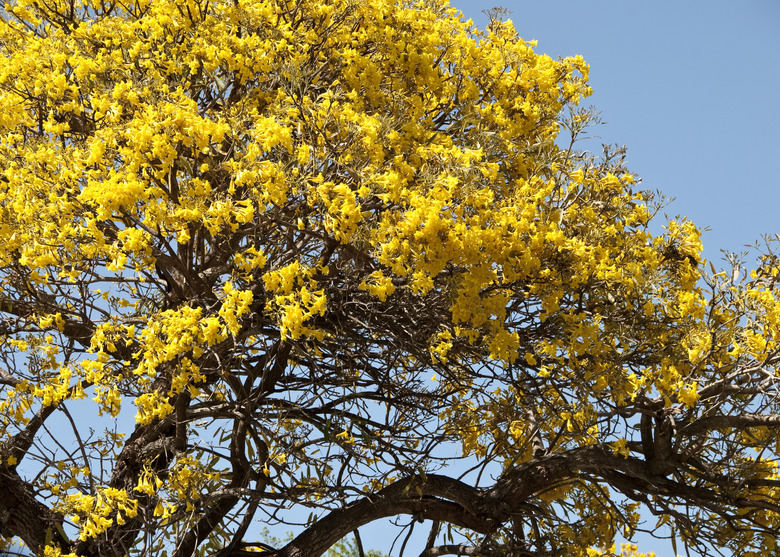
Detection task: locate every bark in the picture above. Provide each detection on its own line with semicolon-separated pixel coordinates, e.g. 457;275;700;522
419;545;490;557
0;467;69;553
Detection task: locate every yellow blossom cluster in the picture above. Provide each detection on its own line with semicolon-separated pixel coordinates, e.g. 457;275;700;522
61;488;138;541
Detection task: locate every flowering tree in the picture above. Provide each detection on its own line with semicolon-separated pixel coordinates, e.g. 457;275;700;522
1;0;779;556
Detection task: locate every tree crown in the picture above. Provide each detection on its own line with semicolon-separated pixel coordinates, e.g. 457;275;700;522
0;1;779;556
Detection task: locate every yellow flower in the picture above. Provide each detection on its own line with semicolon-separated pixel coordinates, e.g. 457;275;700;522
336;430;354;444
611;438;630;458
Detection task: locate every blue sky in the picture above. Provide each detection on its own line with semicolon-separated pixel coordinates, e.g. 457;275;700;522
453;0;780;267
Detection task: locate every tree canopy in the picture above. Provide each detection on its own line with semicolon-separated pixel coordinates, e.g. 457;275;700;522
1;0;779;556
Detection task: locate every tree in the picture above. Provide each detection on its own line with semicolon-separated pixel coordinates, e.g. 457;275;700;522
0;0;778;556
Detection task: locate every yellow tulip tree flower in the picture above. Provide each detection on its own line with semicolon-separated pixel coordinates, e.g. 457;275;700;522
0;1;778;556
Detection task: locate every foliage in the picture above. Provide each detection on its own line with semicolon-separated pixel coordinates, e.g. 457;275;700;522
0;0;779;556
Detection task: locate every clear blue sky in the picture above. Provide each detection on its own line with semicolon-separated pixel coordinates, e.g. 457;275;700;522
453;0;780;267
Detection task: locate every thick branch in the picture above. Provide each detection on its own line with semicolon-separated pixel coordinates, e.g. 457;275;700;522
419;545;489;557
679;413;780;437
0;467;69;553
272;475;493;557
265;444;780;557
